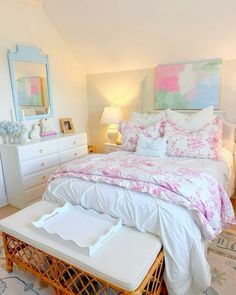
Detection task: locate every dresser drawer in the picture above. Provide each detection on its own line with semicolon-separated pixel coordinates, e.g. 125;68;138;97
22;167;57;190
58;134;87;152
24;183;46;204
18;140;58;161
21;154;60;176
60;146;88;164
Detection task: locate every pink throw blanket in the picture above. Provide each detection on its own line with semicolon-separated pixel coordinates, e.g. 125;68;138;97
50;153;235;240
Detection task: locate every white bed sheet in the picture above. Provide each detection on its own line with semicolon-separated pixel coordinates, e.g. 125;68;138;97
43;150;234;295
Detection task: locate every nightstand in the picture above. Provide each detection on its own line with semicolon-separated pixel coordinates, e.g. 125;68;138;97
104;143;123;153
88;145;96;154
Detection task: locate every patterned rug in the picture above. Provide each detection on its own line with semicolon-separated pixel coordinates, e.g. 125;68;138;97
0;231;235;295
206;230;236;295
0;238;53;295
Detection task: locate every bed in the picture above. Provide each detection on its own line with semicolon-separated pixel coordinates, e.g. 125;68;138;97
43;108;235;295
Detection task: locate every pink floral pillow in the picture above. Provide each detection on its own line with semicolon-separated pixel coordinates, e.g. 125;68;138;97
165;118;223;141
142;119;166;139
118;121;143;151
212;117;223;145
119;119;166;151
165;119;223;160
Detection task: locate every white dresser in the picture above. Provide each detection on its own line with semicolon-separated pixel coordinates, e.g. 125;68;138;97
0;133;88;209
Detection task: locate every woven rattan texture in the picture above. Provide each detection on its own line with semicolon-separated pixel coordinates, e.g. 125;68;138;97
2;232;164;295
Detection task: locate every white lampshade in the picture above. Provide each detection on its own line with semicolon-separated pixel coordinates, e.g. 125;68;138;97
100;106;122;125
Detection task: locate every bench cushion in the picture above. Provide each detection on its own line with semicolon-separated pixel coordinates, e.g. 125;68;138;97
0;200;162;291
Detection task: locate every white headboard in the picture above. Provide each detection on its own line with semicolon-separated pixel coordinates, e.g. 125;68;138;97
148;110;235;154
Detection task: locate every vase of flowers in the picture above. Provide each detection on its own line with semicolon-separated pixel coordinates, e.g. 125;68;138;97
0;121;9;144
0;121;27;144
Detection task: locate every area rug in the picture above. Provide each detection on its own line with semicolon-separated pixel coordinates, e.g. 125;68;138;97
206;230;236;295
0;231;236;295
0;237;54;295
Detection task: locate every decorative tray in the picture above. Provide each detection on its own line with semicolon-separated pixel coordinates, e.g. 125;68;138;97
32;202;122;256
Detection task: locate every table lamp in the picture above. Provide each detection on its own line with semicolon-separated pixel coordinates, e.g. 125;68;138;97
101;106;122;144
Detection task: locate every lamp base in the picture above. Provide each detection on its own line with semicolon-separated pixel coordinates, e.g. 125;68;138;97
107;124;119;144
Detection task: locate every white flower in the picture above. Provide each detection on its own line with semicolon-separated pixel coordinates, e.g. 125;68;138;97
0;121;27;137
0;121;8;136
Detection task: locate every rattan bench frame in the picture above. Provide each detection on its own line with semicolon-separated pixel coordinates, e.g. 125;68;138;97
2;232;165;295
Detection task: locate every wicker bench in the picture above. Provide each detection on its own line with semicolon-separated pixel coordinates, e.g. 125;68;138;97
0;201;164;295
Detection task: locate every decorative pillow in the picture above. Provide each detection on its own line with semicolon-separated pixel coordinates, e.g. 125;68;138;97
165;118;223;144
118;120;145;151
119;119;166;152
130;111;166;127
166;106;215;132
136;134;167;157
142;120;166;139
212;117;224;144
166;121;221;160
118;120;129;135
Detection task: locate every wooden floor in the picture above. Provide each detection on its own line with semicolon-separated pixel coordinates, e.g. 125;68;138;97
0;204;19;220
231;197;236;213
226;197;236;231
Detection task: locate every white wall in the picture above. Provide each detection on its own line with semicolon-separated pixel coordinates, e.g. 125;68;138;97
0;0;89;206
87;60;236;152
43;0;236;151
43;0;236;74
0;163;6;207
87;68;152;152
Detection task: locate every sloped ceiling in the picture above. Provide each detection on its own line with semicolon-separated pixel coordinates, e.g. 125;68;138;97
42;0;236;73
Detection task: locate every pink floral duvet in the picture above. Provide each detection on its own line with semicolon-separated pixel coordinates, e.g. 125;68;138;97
50;152;235;240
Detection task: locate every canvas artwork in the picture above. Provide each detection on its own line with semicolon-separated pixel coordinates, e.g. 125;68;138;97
154;59;222;110
16;76;43;107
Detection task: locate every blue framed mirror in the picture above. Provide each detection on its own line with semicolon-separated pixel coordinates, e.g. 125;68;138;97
8;45;54;121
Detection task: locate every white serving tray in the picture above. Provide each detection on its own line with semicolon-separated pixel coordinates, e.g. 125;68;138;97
32;202;122;256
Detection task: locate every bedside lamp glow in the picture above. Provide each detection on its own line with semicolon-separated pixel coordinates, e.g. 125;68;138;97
101;106;122;144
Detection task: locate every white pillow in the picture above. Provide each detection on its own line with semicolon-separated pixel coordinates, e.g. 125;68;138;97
166;106;215;132
136;134;167;157
130;111;166;126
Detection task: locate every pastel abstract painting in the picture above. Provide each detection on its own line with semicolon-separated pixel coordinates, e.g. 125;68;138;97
154;59;222;110
16;76;44;107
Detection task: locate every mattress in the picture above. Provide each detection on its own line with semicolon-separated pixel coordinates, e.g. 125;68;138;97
43;148;234;295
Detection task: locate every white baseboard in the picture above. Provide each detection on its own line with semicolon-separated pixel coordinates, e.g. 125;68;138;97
0;201;8;208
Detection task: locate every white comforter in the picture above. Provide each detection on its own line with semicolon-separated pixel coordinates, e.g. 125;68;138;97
43;149;234;295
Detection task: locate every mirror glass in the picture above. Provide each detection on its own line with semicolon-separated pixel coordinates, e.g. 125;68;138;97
8;45;54;121
13;61;50;118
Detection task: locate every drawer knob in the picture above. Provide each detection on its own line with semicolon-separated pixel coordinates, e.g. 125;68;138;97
73;141;76;145
41;162;45;167
41;176;46;181
74;152;78;156
39;149;43;153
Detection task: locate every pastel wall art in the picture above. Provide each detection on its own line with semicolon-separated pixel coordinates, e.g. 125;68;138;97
154;59;222;110
16;76;44;107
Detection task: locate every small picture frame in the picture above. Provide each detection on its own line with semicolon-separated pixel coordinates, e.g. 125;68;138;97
60;118;74;133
